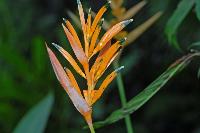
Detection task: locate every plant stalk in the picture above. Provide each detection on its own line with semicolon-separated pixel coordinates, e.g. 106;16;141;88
113;61;134;133
89;124;95;133
85;112;96;133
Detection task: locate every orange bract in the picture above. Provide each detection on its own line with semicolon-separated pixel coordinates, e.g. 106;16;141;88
46;0;132;132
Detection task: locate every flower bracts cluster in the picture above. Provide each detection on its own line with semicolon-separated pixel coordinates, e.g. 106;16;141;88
46;0;133;129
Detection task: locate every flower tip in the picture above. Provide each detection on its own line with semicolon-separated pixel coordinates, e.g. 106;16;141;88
62;18;67;22
62;23;67;29
52;42;61;50
115;66;125;73
45;42;48;47
105;1;111;8
98;18;104;26
45;42;51;51
88;8;91;13
77;0;81;5
119;37;127;45
123;19;134;26
130;18;134;22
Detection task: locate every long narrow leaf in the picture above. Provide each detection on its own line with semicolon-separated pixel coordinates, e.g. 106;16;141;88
119;0;147;21
90;53;200;128
165;0;195;50
67;10;81;29
195;0;200;21
126;11;162;45
13;92;54;133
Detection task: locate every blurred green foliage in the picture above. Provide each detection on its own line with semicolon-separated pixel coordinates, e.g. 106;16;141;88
14;92;54;133
0;0;200;133
165;0;200;50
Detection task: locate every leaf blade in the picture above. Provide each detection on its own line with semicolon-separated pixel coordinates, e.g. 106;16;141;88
91;53;199;128
195;0;200;21
165;0;195;50
13;92;54;133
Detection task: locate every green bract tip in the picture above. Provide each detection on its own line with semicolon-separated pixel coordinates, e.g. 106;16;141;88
52;43;61;50
119;37;127;45
62;18;67;22
115;66;125;73
77;0;81;5
88;8;91;14
123;19;134;26
98;18;104;27
105;1;111;9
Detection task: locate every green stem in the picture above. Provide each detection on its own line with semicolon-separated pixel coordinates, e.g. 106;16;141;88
89;124;95;133
114;61;134;133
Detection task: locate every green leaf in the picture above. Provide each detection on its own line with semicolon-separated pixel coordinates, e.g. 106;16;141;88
197;66;200;79
120;50;140;75
32;37;46;74
0;45;31;79
165;0;195;50
91;53;200;129
195;0;200;20
66;10;81;29
13;92;54;133
188;41;200;50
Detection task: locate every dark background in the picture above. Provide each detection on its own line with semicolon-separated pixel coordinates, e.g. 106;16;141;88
0;0;200;132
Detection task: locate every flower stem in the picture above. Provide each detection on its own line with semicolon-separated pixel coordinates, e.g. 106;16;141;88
113;61;134;133
85;112;96;133
89;124;95;133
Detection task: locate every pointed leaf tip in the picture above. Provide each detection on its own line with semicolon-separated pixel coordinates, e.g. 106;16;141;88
115;66;125;73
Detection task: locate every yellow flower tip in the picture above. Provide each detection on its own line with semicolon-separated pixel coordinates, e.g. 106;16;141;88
115;66;124;73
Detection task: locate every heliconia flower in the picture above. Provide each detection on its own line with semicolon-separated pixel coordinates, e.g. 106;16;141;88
46;0;132;132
